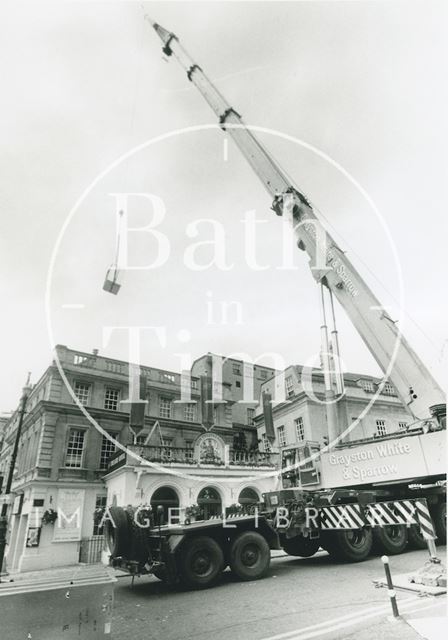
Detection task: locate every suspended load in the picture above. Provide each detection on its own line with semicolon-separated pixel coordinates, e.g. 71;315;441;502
103;266;121;295
103;210;124;295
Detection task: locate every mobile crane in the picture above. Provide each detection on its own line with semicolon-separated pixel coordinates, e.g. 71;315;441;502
103;20;446;589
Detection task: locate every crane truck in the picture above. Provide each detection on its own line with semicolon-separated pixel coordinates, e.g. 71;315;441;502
103;19;446;590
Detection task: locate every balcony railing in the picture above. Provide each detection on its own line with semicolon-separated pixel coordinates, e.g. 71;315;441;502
229;449;276;466
131;445;197;465
107;445;278;472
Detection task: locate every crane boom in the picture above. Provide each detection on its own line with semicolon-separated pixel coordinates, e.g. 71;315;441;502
149;20;444;421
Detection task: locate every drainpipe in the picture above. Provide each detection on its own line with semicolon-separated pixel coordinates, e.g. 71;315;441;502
0;373;32;581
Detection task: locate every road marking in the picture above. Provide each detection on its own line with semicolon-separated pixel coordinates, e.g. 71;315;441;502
61;303;85;309
261;595;425;640
405;601;447;617
284;599;425;640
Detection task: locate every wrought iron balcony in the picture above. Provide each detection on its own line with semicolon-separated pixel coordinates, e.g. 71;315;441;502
229;449;277;467
107;444;278;472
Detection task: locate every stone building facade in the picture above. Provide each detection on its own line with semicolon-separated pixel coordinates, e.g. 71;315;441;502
0;346;278;572
254;364;413;487
0;413;11;493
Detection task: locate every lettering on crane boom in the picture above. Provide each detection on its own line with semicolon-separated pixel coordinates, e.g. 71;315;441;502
299;209;359;297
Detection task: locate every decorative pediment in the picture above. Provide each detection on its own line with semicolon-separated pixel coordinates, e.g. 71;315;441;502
194;433;225;465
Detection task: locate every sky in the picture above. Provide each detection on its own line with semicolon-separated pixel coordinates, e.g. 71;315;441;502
1;0;447;411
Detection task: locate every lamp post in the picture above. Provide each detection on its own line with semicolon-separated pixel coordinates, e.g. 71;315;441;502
0;373;31;580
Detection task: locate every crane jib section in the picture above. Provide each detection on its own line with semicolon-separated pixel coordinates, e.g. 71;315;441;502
150;22;445;419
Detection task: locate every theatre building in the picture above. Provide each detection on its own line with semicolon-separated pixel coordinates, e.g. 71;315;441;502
0;346;278;572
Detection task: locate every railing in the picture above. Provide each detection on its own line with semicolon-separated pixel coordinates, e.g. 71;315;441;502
130;445;197;464
107;445;278;470
230;449;277;466
79;535;104;564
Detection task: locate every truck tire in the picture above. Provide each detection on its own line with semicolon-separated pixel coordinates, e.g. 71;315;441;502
152;566;168;582
432;502;446;544
179;536;224;589
104;506;131;558
407;525;427;550
282;536;320;557
372;525;407;555
229;531;270;581
325;529;372;562
129;516;151;562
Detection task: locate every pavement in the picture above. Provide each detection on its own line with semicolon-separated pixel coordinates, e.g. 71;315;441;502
111;547;447;640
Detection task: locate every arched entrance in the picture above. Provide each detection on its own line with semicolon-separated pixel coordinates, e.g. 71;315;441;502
150;486;180;523
197;486;222;519
238;487;260;510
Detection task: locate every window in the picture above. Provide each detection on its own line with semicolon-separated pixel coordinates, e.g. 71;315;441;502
261;433;272;453
376;420;387;436
191;379;199;391
65;429;85;468
235;380;241;388
159;397;172;418
285;376;294;397
163;437;173;459
74;381;90;406
259;370;268;380
105;361;123;374
104;388;119;411
232;363;241;375
136;434;147;445
184;403;196;422
398;422;408;430
185;440;194;459
160;372;175;383
99;432;116;470
295;417;305;442
361;380;374;393
93;495;107;535
382;382;395;396
247;408;255;426
277;425;286;447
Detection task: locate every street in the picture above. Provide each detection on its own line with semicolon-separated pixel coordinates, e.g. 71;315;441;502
112;547;447;640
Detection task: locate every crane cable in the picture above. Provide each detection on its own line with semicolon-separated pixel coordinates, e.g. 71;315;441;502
309;196;441;357
271;153;441;357
106;11;147;287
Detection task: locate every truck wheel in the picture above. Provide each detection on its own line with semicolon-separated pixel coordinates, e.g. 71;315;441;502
230;531;270;581
129;516;150;562
372;525;407;555
152;566;168;582
282;536;320;557
432;502;446;544
325;529;372;562
104;506;131;558
179;536;224;589
407;525;427;550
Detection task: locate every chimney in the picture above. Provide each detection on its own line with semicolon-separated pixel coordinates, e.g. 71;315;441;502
92;349;99;356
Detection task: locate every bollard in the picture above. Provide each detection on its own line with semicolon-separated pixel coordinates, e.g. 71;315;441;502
381;555;400;618
426;537;440;564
